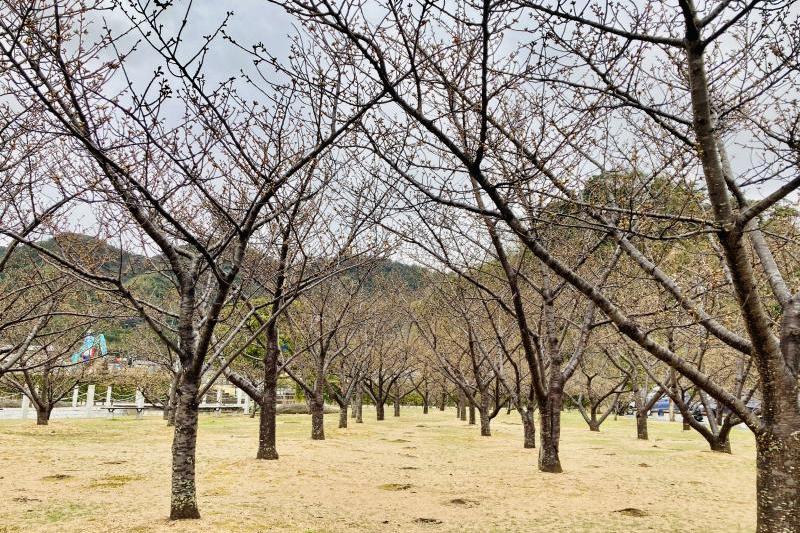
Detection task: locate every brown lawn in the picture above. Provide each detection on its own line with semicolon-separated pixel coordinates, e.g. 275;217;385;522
0;407;755;532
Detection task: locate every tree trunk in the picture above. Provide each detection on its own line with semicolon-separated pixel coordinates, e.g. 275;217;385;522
709;435;732;454
256;396;278;460
478;407;491;436
636;410;648;440
538;395;563;473
588;420;600;432
256;344;280;458
755;428;800;532
339;405;348;429
170;378;201;520
468;403;476;425
393;395;400;417
376;400;385;421
310;397;325;440
422;395;429;414
35;404;51;426
521;409;536;449
356;391;363;423
438;392;446;411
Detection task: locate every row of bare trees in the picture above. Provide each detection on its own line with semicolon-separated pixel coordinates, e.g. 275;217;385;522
2;0;799;530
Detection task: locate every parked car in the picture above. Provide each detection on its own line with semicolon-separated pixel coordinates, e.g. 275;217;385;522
627;391;704;421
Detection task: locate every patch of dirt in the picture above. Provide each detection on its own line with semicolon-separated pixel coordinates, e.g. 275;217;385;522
414;517;443;525
447;498;478;508
89;474;142;488
42;474;72;481
379;483;413;491
12;497;40;503
638;463;651;468
615;508;649;517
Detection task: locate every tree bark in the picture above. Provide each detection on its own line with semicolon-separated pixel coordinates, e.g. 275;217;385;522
393;394;400;417
310;396;325;440
356;388;363;423
257;339;279;459
339;405;348;428
478;407;491;436
468;402;476;425
756;428;800;532
438;391;446;411
376;400;385;421
635;410;649;440
521;409;536;449
256;395;278;459
35;404;51;426
170;377;201;520
538;393;563;473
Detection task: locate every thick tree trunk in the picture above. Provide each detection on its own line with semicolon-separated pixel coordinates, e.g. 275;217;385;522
256;338;280;458
756;428;800;532
438;392;446;411
393;395;400;417
256;397;278;460
636;410;648;440
422;395;429;414
708;434;731;454
478;407;491;437
683;418;690;430
310;397;325;440
538;395;563;473
468;403;476;425
35;404;51;425
376;400;385;421
521;409;536;449
170;378;200;520
339;405;348;429
588;420;600;432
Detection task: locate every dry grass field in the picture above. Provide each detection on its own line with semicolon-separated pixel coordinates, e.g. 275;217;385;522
0;407;755;532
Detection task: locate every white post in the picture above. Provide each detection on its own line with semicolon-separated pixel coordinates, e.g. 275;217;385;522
71;386;79;408
105;386;112;406
216;388;222;416
85;385;95;417
21;394;30;420
135;389;145;419
243;395;250;415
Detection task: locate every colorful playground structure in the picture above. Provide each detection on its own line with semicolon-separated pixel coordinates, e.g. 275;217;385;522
70;332;108;364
